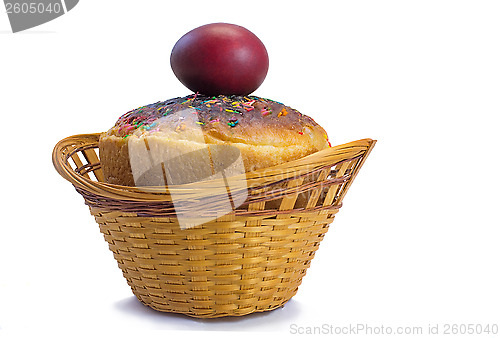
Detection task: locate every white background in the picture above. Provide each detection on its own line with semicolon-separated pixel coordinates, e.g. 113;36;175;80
1;1;499;336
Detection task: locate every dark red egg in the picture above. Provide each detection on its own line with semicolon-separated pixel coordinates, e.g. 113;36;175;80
170;23;269;96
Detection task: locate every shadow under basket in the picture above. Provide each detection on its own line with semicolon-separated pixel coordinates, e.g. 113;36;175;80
52;133;376;318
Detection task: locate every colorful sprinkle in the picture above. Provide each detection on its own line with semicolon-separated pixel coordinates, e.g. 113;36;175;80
242;100;255;111
228;120;239;127
175;123;186;132
228;116;239;127
278;108;288;117
204;99;219;104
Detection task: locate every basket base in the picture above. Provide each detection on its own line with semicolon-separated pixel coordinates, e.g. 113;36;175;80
131;286;299;318
94;206;331;319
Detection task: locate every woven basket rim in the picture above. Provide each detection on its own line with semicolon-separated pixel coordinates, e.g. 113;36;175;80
53;133;376;202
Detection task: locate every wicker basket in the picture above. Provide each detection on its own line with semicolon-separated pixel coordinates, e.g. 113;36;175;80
52;133;375;318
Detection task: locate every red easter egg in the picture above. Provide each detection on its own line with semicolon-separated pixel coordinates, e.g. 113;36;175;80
170;23;269;96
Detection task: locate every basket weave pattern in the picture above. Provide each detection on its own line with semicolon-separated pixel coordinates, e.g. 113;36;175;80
53;134;375;318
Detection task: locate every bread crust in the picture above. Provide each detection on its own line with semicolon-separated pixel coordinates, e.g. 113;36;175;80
99;94;330;186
